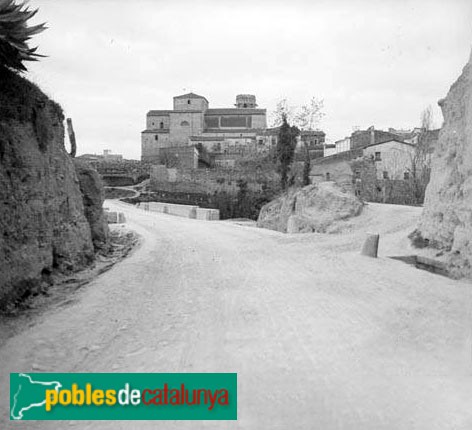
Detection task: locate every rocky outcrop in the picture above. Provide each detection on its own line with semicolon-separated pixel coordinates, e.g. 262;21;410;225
257;182;364;233
73;159;109;251
415;51;472;278
0;67;105;307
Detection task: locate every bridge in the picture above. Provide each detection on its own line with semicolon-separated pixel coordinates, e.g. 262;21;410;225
96;163;150;186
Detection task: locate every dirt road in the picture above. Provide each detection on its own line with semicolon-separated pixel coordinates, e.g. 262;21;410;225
1;201;471;429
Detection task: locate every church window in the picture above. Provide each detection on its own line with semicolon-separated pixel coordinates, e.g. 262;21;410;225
159;122;164;129
181;121;190;126
188;100;191;104
154;135;158;141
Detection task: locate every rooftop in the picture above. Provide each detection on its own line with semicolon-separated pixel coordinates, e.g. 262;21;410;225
147;110;203;116
365;138;414;148
205;108;266;115
142;129;170;134
173;92;209;102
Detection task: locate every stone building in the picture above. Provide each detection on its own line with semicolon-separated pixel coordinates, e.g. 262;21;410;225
312;138;415;184
141;93;270;165
324;126;401;157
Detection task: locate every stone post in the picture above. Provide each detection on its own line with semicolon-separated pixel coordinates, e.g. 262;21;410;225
361;234;379;258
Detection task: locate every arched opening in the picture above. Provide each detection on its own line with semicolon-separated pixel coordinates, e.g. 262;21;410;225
159;122;164;129
180;121;190;126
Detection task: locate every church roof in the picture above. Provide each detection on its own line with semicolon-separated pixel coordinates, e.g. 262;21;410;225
174;92;208;102
205;108;266;115
147;109;202;116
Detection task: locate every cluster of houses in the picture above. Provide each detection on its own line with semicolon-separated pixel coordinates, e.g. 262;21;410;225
310;126;439;186
140;92;439;203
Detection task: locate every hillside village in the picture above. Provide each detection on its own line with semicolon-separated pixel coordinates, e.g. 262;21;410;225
79;91;440;211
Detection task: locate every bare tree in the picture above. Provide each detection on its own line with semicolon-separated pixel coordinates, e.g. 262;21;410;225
294;97;325;131
409;105;436;202
270;97;325;186
294;98;325;185
270;98;295;127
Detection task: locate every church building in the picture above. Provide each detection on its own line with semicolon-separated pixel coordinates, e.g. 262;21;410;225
141;93;268;164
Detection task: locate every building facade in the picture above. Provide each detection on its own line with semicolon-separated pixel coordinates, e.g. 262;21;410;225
312;138;416;183
141;93;269;164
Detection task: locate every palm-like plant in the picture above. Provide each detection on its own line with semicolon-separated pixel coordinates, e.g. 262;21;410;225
0;0;46;72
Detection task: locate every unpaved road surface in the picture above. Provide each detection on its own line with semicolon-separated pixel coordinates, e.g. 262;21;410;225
1;201;471;429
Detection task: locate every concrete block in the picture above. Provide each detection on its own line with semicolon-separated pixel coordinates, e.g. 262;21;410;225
107;211;126;224
167;204;199;218
196;208;220;221
107;212;118;223
140;202;218;220
196;208;220;220
361;234;379;258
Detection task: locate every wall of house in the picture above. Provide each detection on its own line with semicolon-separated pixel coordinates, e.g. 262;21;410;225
323;145;337;157
173;97;208;111
147;114;170;129
251;114;267;129
335;137;351;153
310;159;353;187
169;112;204;146
141;132;171;162
363;141;414;180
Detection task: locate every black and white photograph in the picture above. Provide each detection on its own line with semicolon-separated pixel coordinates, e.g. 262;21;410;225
1;0;472;428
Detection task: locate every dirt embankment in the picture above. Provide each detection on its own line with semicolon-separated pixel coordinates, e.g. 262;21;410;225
415;51;472;278
0;67;109;308
0;226;139;347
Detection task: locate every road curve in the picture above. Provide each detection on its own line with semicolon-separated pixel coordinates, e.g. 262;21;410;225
0;201;471;429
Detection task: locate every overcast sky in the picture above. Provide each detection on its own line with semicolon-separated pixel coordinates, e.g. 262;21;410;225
27;0;472;159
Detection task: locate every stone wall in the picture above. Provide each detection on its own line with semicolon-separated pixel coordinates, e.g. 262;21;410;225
363;141;414;180
147;114;170;129
416;51;472;277
173;97;208;111
141;131;170;162
158;146;198;169
169;112;204;145
151;162;278;195
310;159;353;186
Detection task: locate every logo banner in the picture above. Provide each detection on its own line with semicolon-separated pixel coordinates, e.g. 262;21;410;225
10;373;237;421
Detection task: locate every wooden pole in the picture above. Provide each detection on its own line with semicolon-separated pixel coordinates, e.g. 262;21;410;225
67;118;77;158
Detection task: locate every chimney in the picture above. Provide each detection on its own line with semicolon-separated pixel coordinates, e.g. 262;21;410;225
369;126;375;146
